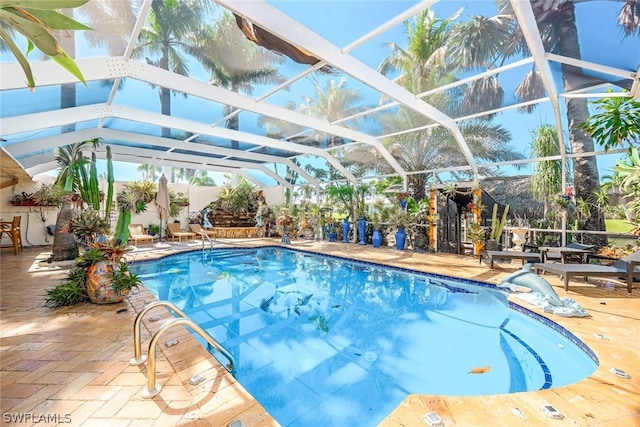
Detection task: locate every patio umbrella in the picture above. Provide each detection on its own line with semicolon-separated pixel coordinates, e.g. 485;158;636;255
155;174;170;242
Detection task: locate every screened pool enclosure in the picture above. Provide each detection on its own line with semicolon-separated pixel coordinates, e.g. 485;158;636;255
1;0;639;245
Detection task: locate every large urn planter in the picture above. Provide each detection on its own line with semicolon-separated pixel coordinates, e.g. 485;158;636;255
372;229;382;248
86;261;125;304
510;227;528;251
82;241;141;304
395;226;406;250
342;218;350;243
358;218;367;245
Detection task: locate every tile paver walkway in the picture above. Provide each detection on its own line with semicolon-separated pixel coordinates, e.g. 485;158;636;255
1;240;639;426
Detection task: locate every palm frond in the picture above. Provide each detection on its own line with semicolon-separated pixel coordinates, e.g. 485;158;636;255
515;68;546;112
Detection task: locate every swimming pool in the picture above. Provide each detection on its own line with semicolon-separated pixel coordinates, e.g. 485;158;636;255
131;247;598;426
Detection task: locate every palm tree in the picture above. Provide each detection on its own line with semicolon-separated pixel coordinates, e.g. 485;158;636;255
190;170;216;186
136;164;163;181
299;78;370;148
529;124;566;216
132;0;214;137
369;9;521;201
446;0;639;245
190;11;285;148
51;140;100;261
378;9;460;96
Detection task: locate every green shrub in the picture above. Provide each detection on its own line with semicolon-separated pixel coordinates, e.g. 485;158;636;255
44;268;88;307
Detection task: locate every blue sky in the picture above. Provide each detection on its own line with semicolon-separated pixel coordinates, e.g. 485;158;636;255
5;1;638;184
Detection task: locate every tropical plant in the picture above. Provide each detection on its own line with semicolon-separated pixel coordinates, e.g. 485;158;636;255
354;8;523;200
0;0;90;91
612;147;640;193
44;267;88;307
169;190;189;217
136;163;163;181
299;78;370;148
69;209;110;246
325;183;355;218
231;178;257;213
388;206;411;229
529;124;567;216
131;0;214;138
124;180;157;204
110;262;141;295
612;146;640;229
466;220;487;245
446;0;640;245
82;240;138;304
75;247;104;267
217;186;235;211
191;10;285;149
189;170;216;186
147;223;161;236
104;146;114;220
89;239;132;263
489;204;510;242
51;140;100;261
32;182;64;206
113;189;145;244
579;91;640;151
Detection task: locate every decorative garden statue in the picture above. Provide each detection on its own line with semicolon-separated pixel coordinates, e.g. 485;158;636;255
277;213;293;244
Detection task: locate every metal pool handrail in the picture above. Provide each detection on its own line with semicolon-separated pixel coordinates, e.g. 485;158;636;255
129;300;235;398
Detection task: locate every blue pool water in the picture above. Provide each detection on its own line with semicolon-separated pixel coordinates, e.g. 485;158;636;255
131;247;598;426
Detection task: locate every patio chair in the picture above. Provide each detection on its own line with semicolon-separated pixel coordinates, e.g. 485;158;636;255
188;223;216;238
537;242;595;263
534;249;640;293
167;223;196;242
128;224;154;246
0;215;22;255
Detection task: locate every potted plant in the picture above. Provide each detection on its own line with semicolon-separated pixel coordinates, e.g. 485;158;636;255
370;211;383;248
10;191;38;206
325;216;337;242
68;208;110;247
32;182;64;206
84;240;141;304
124;180;157;204
147;223;161;236
467;221;487;256
388;207;411;250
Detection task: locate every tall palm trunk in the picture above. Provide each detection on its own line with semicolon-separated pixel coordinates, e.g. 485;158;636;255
52;195;79;261
409;173;428;201
52;10;79;260
224;104;239;149
160;43;171;138
556;1;607;246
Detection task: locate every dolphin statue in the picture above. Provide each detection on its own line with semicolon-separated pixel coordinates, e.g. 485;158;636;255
497;264;564;307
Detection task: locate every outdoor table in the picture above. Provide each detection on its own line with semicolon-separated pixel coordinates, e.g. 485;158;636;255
539;246;594;263
625;250;640;293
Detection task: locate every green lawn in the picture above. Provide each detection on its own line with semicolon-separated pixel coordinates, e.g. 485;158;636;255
605;219;635;233
605;219;638;247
